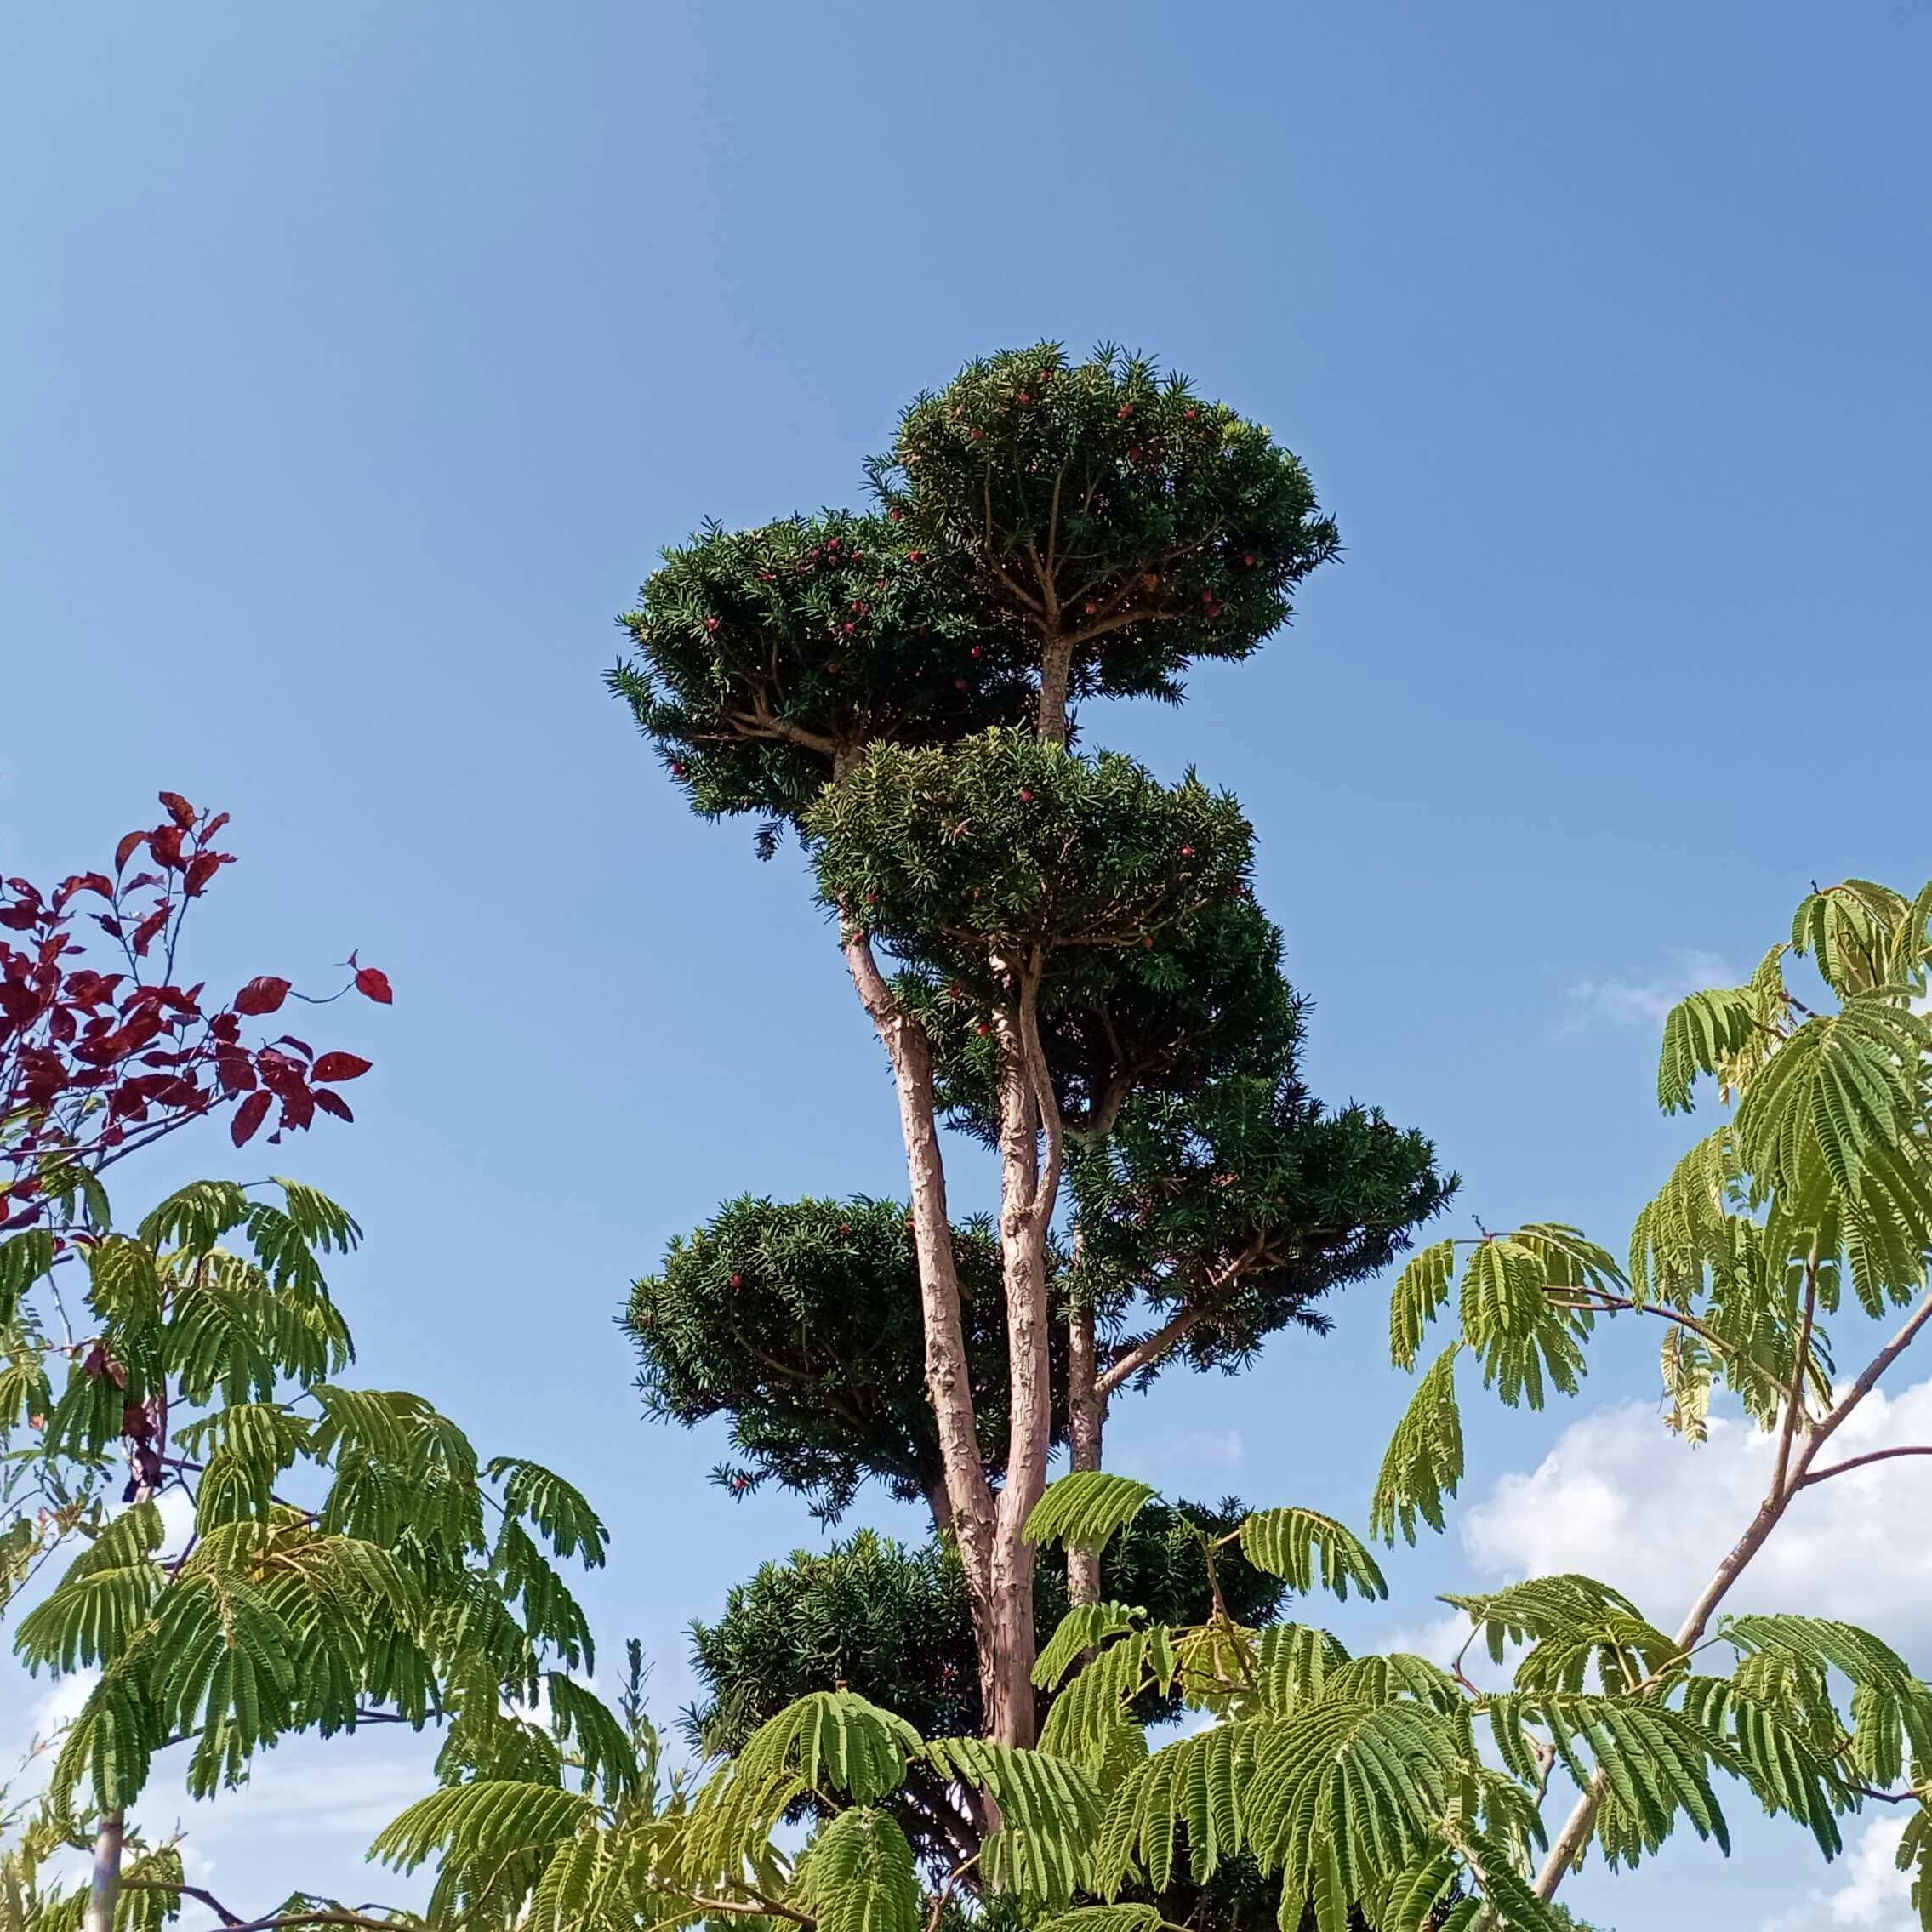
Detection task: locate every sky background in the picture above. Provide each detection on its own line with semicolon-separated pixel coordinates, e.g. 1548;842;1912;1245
4;3;1931;1926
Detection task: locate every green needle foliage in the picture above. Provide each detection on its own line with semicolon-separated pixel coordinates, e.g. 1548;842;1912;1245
625;1195;1042;1521
613;345;1450;1740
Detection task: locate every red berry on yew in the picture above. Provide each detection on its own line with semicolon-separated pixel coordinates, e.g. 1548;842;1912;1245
1018;788;1034;802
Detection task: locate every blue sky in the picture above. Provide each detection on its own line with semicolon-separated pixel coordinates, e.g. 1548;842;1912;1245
4;3;1931;1925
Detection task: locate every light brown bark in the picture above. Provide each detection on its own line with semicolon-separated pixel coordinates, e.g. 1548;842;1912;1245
1067;1290;1104;1604
981;968;1059;1745
83;1812;126;1932
841;927;998;1621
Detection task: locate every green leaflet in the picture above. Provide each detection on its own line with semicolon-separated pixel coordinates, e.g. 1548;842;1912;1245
1371;1342;1464;1546
373;1779;596;1872
1390;1239;1456;1370
1024;1472;1157;1552
1459;1237;1590;1408
795;1806;920;1932
1034;1908;1174;1932
1254;1622;1350;1713
1095;1718;1266;1893
1657;986;1761;1115
1238;1507;1387;1601
735;1689;921;1804
489;1456;610;1566
1034;1600;1143;1690
923;1736;1102;1902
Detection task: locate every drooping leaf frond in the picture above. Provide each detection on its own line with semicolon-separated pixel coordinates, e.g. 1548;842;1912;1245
1024;1472;1157;1552
1034;1601;1144;1690
1371;1342;1464;1546
794;1804;920;1932
1657;986;1762;1115
735;1689;921;1804
1237;1507;1386;1601
923;1736;1102;1901
1390;1240;1456;1371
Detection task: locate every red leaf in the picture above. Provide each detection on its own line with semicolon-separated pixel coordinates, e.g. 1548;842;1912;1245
276;1035;313;1058
312;1089;354;1123
115;830;146;872
354;965;394;1005
202;811;231;839
157;791;197;829
58;872;116;906
234;975;291;1016
130;905;169;958
215;1046;256;1093
183;852;224;897
311;1051;372;1083
149;826;185;870
231;1089;272;1147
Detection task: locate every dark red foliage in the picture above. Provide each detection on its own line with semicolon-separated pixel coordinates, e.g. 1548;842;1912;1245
0;792;394;1224
351;957;393;1005
235;976;292;1016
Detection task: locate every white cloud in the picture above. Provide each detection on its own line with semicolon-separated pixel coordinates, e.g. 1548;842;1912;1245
1763;1815;1916;1929
1564;949;1735;1031
1459;1376;1932;1641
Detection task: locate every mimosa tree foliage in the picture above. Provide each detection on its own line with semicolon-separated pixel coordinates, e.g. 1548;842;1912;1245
685;1503;1283;1826
0;1173;629;1932
364;875;1931;1931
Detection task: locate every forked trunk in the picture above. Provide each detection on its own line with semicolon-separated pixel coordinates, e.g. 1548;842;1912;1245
841;929;1003;1662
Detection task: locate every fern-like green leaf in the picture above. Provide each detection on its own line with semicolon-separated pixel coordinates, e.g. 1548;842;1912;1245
1390;1240;1456;1370
1657;986;1760;1114
373;1778;594;1872
794;1805;920;1932
1024;1473;1157;1552
1239;1508;1386;1601
1371;1342;1464;1546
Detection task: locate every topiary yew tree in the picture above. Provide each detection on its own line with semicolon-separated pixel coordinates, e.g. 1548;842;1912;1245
613;345;1450;1746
